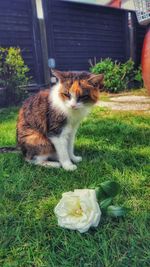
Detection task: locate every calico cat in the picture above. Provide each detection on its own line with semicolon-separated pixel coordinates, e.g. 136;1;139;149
17;70;103;171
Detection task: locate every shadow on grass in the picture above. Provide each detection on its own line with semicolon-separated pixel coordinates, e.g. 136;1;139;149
80;146;149;165
0;106;19;123
79;117;150;148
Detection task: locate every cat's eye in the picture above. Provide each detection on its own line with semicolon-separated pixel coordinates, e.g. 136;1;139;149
63;92;71;98
78;95;89;102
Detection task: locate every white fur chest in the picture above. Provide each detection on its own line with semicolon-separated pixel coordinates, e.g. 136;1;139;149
68;108;90;128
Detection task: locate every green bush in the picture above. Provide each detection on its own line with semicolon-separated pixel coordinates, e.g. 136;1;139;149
134;66;143;87
0;47;30;104
90;58;143;93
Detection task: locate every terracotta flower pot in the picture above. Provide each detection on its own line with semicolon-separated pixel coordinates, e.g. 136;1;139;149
142;25;150;95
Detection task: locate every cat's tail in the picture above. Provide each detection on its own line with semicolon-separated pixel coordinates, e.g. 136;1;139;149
0;145;21;153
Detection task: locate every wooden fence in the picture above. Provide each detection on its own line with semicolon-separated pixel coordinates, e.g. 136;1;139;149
0;0;146;106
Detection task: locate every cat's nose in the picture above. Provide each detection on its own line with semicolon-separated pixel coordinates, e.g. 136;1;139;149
71;104;77;109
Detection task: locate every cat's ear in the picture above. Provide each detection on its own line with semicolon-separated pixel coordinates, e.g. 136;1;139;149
51;69;66;81
87;73;104;87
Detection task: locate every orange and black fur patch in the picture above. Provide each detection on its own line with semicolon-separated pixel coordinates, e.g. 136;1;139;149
17;90;67;160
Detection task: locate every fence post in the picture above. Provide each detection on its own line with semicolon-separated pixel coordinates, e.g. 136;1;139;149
36;0;50;86
31;0;50;88
125;11;137;64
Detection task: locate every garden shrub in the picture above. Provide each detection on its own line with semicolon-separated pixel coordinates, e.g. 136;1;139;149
0;47;30;105
134;66;143;88
90;58;143;93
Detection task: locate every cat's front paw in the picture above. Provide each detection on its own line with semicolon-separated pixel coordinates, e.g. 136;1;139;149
71;156;82;163
62;162;77;171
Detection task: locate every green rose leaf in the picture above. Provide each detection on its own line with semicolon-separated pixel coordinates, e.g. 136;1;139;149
100;181;120;197
95;187;106;200
100;198;112;211
106;205;128;217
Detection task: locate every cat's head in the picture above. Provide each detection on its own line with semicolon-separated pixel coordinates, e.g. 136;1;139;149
52;69;104;110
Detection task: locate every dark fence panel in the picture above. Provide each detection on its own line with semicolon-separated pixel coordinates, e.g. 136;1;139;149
136;23;147;66
44;0;129;71
0;0;44;86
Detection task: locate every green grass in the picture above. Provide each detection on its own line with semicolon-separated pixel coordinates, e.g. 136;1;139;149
0;107;18;146
0;106;150;267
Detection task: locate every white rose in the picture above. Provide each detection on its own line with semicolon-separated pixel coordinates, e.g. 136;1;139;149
54;189;101;233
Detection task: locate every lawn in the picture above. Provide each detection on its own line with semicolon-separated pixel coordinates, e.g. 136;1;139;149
0;106;150;267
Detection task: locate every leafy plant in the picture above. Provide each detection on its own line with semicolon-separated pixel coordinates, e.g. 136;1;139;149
90;58;143;93
134;66;143;87
0;47;30;104
94;180;129;218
